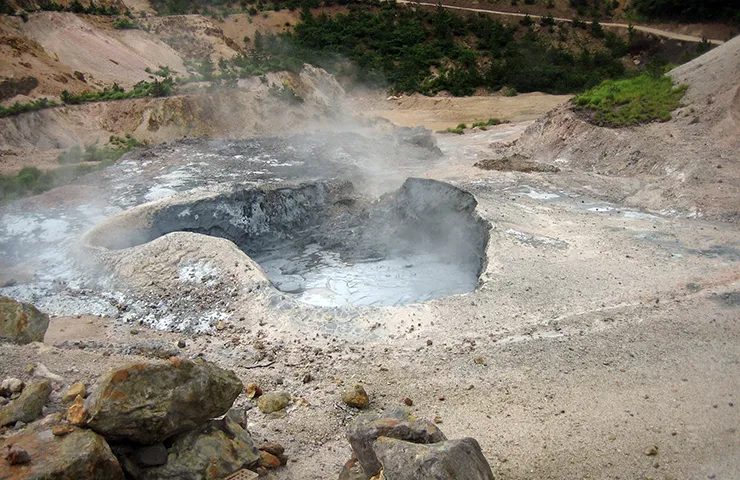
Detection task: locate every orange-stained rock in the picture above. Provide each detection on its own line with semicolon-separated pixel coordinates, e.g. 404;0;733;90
259;450;281;468
0;421;123;480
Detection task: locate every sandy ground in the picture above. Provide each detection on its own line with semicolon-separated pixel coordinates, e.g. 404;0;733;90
349;91;572;132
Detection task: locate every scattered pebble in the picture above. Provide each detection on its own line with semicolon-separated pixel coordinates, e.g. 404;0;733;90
342;385;369;409
403;397;413;406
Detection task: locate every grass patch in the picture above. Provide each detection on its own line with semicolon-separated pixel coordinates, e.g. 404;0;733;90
573;74;688;127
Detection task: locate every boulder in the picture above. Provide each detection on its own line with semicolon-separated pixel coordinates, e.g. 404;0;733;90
347;408;446;478
118;416;261;480
85;358;242;444
0;297;49;345
0;380;51;428
0;418;124;479
373;436;495;480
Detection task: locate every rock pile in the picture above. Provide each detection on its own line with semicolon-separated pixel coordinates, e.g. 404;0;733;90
1;358;283;480
340;409;494;480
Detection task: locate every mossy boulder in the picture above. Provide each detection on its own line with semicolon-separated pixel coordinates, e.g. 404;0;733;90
85;358;243;444
0;380;51;428
0;297;49;345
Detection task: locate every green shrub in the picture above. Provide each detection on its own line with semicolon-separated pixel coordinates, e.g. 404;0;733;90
113;16;138;29
573;74;688;127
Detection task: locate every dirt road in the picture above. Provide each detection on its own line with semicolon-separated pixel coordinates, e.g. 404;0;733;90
397;0;725;44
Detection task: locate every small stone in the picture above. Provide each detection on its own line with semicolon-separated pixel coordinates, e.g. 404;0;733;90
438;396;445;401
216;321;225;330
4;444;31;465
62;382;86;403
67;395;88;426
257;391;291;414
342;385;369;409
52;424;75;436
473;357;487;366
177;339;187;348
259;450;281;468
403;397;413;406
302;373;313;384
130;328;140;335
426;340;433;346
433;416;443;424
246;383;263;399
644;445;658;456
258;441;285;456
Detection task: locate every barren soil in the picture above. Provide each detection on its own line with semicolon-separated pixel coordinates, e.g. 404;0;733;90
349;91;572;132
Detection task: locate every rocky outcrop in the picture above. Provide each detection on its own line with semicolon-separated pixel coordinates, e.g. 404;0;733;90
374;436;494;480
85;358;242;443
0;297;49;345
116;416;261;480
0;380;51;428
0;416;124;480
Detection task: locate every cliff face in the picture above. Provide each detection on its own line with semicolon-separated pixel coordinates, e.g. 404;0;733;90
507;36;740;222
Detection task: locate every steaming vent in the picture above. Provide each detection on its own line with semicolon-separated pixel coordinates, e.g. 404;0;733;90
91;178;489;307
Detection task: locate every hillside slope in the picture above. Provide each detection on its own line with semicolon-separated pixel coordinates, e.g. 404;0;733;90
504;35;740;221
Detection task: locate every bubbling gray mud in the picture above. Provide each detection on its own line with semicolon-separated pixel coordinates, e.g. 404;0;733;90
117;178;489;307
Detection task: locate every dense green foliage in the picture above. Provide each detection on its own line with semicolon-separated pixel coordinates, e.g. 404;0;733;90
284;3;626;95
573;73;687;127
0;98;57;118
630;0;740;22
0;136;144;203
24;0;123;15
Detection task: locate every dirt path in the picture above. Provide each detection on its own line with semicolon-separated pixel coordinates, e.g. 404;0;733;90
397;0;725;44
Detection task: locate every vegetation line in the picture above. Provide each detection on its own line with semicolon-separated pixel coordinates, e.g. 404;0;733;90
394;0;725;44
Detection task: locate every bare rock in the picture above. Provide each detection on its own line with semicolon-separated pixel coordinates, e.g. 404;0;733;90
0;378;24;397
342;385;369;409
347;408;446;478
133;443;168;466
0;297;49;345
0;420;124;479
85;358;243;444
257;391;290;414
0;380;51;427
118;417;260;480
373;436;494;480
67;395;88;426
33;363;64;382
